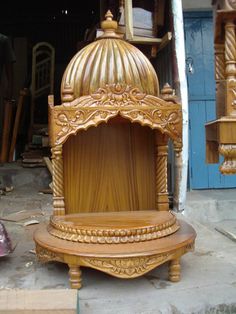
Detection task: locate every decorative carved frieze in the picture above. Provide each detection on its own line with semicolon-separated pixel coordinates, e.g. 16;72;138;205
82;254;171;277
80;243;194;278
49;84;182;147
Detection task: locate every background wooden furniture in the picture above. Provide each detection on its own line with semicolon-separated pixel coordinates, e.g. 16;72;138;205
29;42;55;142
206;0;236;174
34;11;196;289
0;100;13;163
8;88;28;162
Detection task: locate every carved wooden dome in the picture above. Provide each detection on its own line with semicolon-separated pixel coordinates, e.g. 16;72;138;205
61;11;159;102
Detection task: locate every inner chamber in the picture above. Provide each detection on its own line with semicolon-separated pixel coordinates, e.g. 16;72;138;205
63;120;156;214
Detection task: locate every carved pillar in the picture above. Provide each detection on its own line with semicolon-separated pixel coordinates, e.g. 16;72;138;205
51;145;65;215
215;44;225;117
215;44;225;82
155;133;169;211
225;20;236;116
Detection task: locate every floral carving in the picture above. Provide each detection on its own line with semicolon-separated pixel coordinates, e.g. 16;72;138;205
63;84;147;108
50;84;182;146
55;109;116;144
82;254;171;277
36;244;64;263
121;109;181;140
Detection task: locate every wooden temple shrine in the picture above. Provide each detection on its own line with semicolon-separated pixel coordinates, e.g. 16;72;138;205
34;11;196;289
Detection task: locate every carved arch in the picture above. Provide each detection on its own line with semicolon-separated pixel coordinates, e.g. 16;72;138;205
49;84;182;151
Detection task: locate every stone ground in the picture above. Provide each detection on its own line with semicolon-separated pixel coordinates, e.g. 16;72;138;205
0;163;236;313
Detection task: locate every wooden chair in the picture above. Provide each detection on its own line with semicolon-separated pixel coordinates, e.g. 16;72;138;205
34;11;196;289
29;42;55;141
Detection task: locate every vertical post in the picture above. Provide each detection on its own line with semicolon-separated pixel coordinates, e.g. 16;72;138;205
225;20;236;116
124;0;134;40
51;145;65;216
171;0;188;211
215;44;225;118
155;132;169;211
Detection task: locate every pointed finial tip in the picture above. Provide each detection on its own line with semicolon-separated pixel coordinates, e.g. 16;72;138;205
105;10;113;20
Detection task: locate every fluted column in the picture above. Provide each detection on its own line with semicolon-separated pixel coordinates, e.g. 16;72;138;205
51;145;65;215
155;133;169;211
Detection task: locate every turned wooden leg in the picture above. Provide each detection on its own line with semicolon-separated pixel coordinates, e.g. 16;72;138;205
169;258;181;282
68;264;82;289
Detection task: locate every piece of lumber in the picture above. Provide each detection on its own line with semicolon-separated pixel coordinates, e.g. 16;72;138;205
0;99;13;163
43;156;53;175
8;88;28;162
0;289;77;313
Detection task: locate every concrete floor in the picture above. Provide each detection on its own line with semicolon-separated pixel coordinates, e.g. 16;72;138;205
0;163;236;313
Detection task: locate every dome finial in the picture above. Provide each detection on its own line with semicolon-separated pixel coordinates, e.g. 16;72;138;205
99;10;121;39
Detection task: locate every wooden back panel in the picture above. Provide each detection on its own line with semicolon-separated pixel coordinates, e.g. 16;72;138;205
63;122;156;214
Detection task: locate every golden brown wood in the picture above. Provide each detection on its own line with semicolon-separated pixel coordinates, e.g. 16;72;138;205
215;44;225;118
219;144;236;173
51;145;65;215
155;133;169;211
34;12;195;289
50;84;182;149
169;258;181;282
34;220;196;287
63;124;156;214
205;1;236;174
68;265;82;289
48;211;180;243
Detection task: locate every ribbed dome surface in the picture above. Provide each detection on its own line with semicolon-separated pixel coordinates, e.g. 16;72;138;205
61;37;159;101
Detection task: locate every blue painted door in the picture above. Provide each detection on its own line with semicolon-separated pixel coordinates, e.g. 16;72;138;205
184;12;236;189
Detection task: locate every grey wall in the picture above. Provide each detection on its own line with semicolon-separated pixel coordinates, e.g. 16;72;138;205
182;0;212;10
